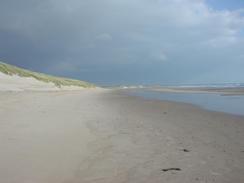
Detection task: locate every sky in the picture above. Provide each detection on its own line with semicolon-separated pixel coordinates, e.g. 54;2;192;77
0;0;244;86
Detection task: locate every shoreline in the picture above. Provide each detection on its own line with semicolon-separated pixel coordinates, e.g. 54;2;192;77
0;89;244;183
142;87;244;96
110;89;244;121
114;86;244;96
119;89;244;117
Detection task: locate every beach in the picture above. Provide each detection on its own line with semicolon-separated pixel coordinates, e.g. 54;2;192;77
0;89;244;183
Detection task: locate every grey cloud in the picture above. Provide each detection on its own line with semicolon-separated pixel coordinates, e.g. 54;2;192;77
0;0;244;85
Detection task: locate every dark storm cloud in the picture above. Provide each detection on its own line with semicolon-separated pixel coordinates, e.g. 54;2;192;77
0;0;244;85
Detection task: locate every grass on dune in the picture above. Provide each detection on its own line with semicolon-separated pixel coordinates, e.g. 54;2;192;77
0;61;95;88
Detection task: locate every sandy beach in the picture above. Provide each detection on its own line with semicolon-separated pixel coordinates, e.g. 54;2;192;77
1;0;244;182
0;89;244;183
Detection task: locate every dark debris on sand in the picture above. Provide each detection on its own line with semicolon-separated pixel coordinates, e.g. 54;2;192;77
161;168;182;172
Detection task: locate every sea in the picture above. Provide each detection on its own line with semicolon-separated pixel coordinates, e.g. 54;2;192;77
124;83;244;116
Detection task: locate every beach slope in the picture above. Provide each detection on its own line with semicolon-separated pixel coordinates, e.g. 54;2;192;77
0;61;95;91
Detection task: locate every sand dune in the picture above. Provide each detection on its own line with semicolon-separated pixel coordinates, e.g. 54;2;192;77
0;62;95;91
0;72;92;91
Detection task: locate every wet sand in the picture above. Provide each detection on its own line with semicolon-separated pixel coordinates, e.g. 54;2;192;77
145;86;244;95
0;90;244;183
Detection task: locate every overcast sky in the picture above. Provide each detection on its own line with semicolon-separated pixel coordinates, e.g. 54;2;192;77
0;0;244;85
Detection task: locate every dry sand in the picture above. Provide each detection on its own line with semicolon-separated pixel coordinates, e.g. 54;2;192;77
0;90;244;183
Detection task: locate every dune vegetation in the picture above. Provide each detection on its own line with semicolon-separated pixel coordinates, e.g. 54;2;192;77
0;61;95;88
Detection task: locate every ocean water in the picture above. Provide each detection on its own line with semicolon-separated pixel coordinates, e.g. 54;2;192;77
126;90;244;116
